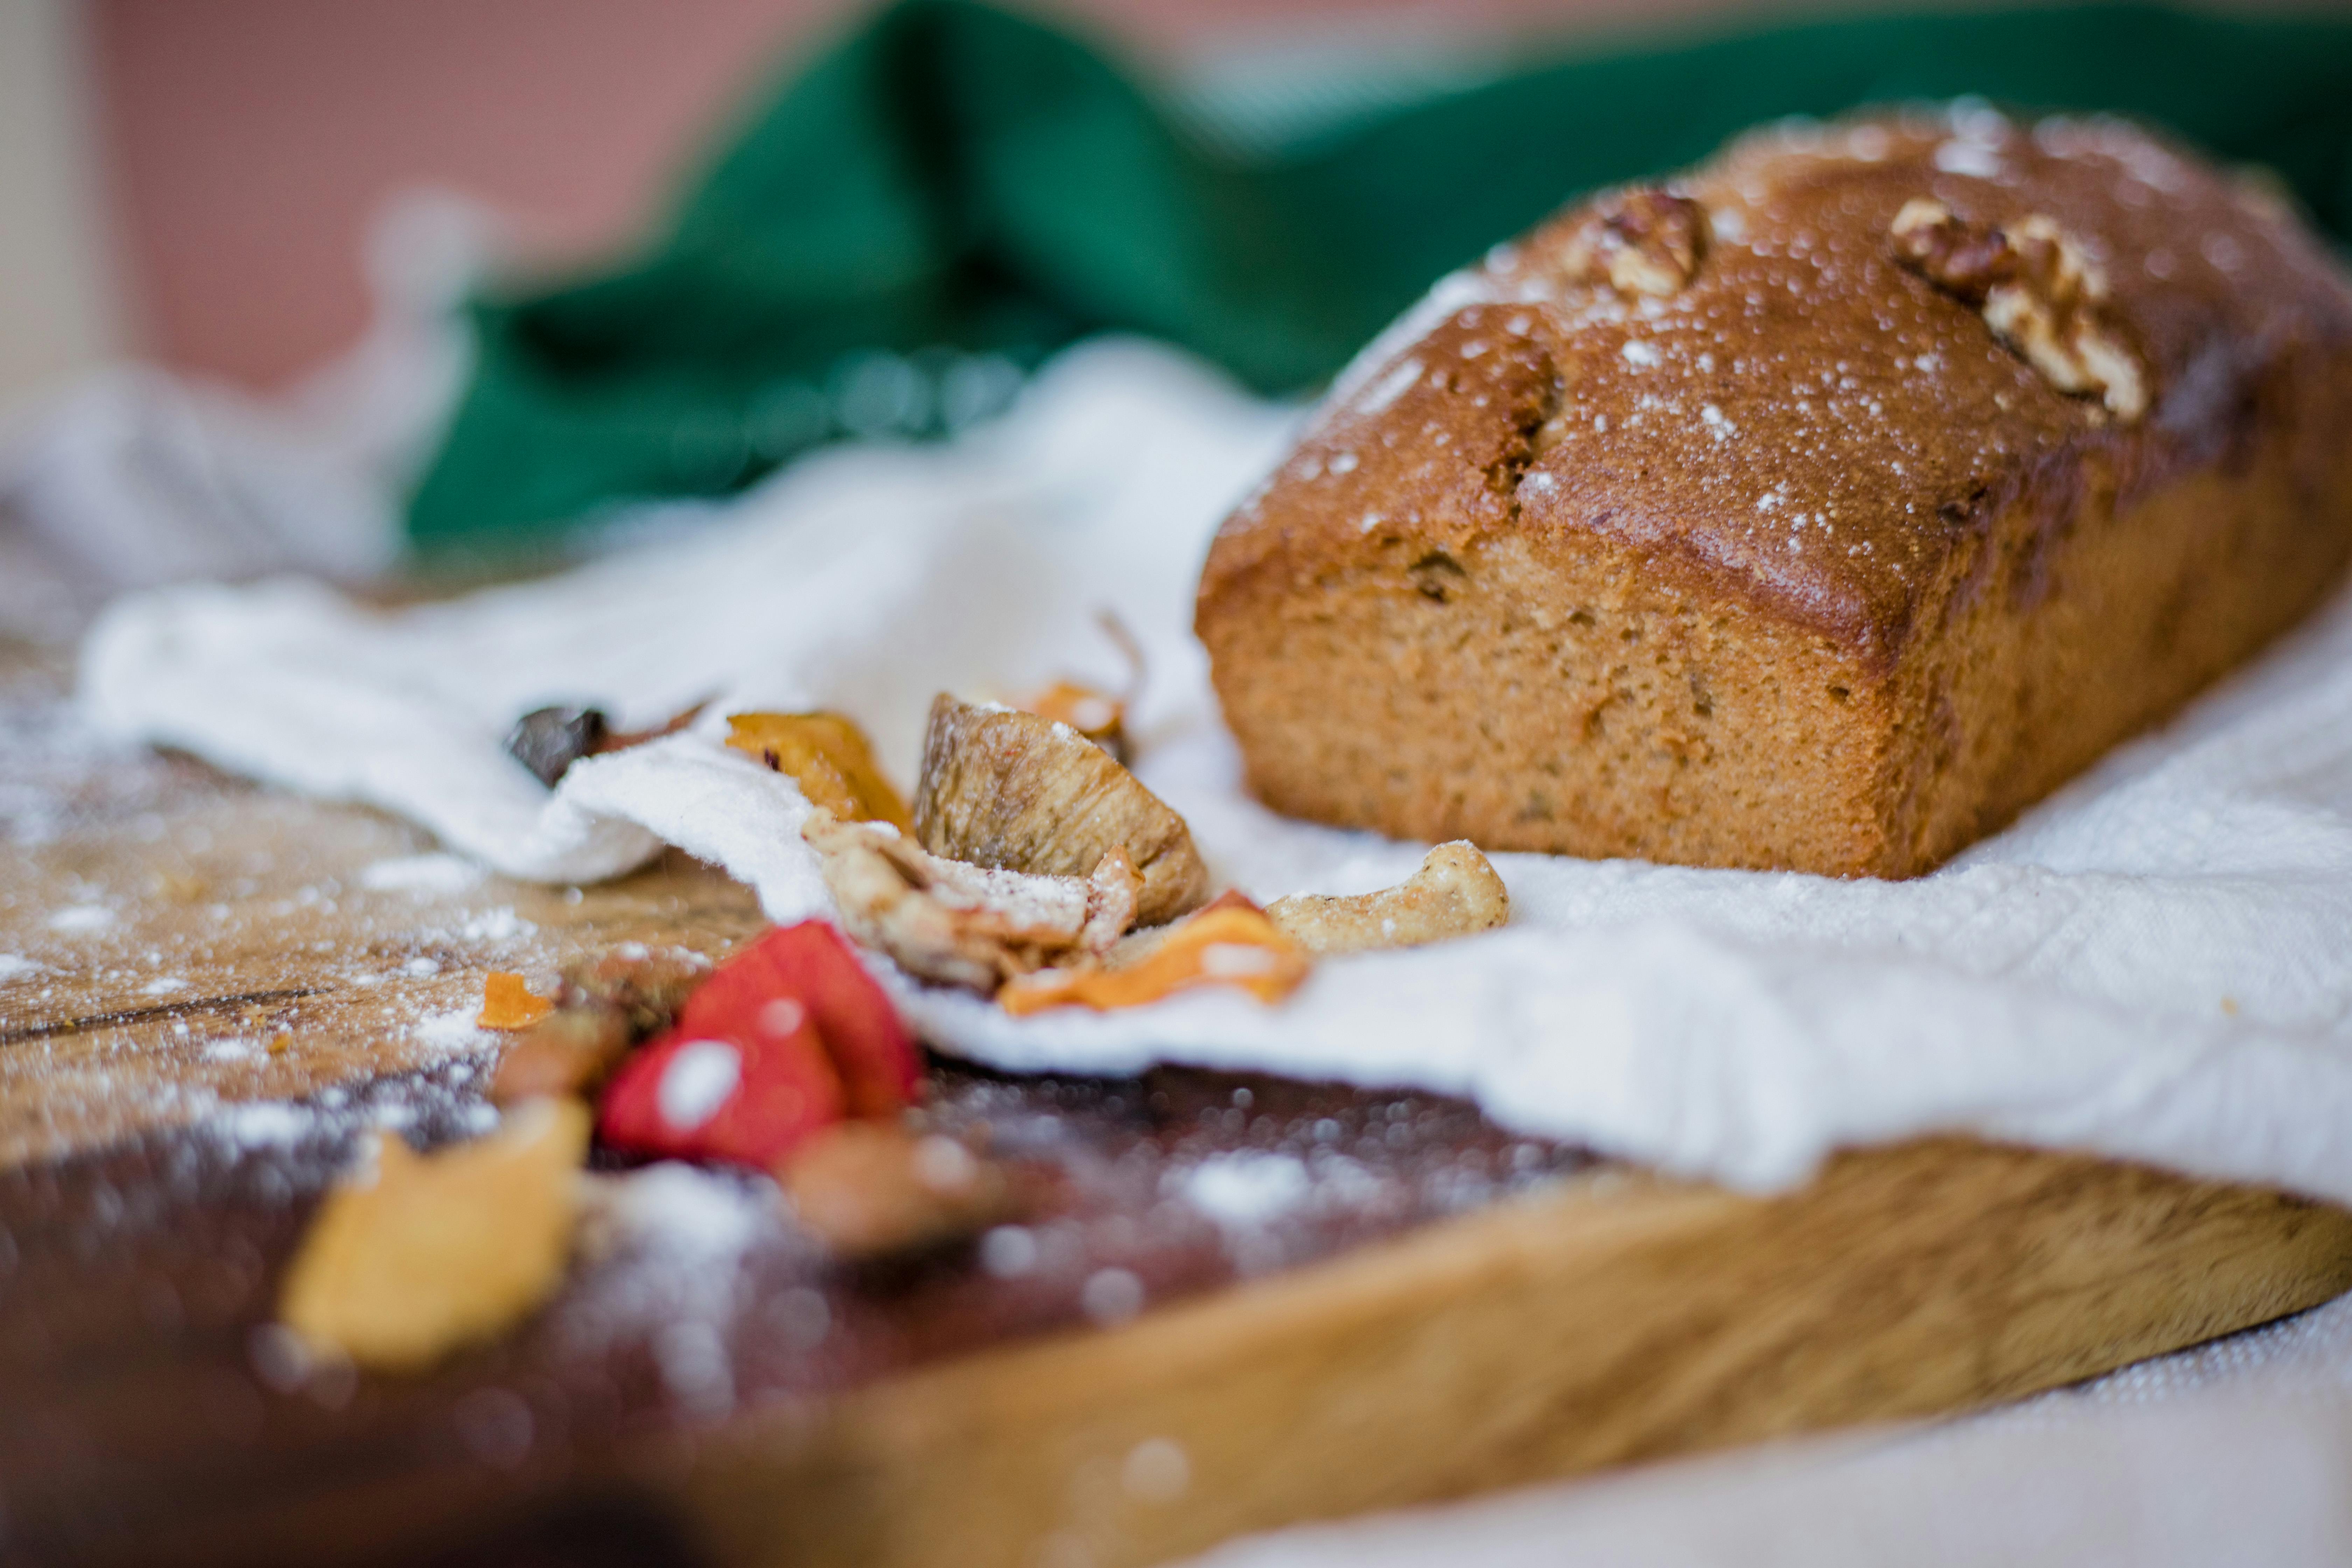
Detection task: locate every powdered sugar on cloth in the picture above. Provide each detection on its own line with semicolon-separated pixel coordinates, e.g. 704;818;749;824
78;338;2352;1202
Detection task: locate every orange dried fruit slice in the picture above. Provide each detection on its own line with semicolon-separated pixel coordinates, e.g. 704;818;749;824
726;712;912;832
478;971;554;1030
999;903;1310;1016
1020;679;1127;761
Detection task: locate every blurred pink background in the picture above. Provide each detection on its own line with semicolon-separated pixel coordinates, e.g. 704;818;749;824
11;0;1805;401
5;0;2275;408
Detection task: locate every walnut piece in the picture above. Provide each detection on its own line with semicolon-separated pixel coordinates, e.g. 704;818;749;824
1890;198;2147;421
1265;842;1510;955
1560;188;1709;297
805;810;1136;993
913;694;1208;927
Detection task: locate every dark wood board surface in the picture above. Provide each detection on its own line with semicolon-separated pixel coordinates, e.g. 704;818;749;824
4;645;2349;1568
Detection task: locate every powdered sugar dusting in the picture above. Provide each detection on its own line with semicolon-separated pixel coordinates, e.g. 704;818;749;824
1183;1151;1312;1225
360;852;484;895
658;1041;742;1131
412;1006;493;1053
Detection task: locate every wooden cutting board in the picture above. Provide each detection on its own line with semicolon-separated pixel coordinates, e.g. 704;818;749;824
5;645;2350;1568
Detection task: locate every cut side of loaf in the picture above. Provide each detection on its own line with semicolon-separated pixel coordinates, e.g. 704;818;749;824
1196;110;2352;878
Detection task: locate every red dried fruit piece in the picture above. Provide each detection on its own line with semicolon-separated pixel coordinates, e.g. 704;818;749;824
677;921;921;1118
596;1002;845;1169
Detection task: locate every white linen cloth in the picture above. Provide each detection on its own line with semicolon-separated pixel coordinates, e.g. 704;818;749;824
77;336;2352;1204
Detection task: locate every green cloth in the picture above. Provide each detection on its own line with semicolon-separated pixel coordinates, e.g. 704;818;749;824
408;0;2352;548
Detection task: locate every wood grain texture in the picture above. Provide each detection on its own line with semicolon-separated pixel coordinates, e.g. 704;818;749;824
667;1145;2352;1568
6;649;2351;1567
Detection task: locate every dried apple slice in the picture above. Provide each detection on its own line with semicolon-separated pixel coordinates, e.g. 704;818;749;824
277;1099;589;1372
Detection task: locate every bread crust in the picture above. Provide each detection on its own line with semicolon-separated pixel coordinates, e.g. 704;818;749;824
1196;110;2352;878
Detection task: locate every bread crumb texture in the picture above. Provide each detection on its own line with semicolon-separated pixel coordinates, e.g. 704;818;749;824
1197;107;2352;878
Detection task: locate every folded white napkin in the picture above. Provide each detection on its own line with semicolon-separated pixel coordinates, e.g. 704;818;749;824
79;338;2352;1202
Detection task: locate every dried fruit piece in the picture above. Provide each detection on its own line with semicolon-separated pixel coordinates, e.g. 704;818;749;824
1020;680;1129;764
1081;846;1143;955
999;898;1310;1015
673;921;920;1118
726;711;913;831
490;945;712;1104
597;999;846;1170
1557;187;1709;297
778;1122;1016;1259
277;1099;589;1372
508;701;710;788
913;694;1208;927
507;706;608;788
1890;198;2147;421
600;701;708;752
1265;842;1511;955
806;812;1132;993
478;971;554;1030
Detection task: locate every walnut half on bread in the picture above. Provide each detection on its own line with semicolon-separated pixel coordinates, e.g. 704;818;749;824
1195;110;2352;878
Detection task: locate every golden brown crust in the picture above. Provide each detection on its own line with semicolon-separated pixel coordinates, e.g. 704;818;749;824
1197;108;2352;878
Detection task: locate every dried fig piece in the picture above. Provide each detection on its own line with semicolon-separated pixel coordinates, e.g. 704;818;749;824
507;706;607;788
726;711;913;832
1265;842;1510;955
778;1122;1017;1260
490;945;713;1104
492;1007;634;1104
276;1099;589;1372
804;811;1134;993
913;694;1208;927
507;701;708;788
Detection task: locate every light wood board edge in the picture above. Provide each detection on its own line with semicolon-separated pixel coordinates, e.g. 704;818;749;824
667;1136;2352;1568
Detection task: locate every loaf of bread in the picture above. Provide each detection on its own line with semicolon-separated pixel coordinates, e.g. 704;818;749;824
1196;108;2352;878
